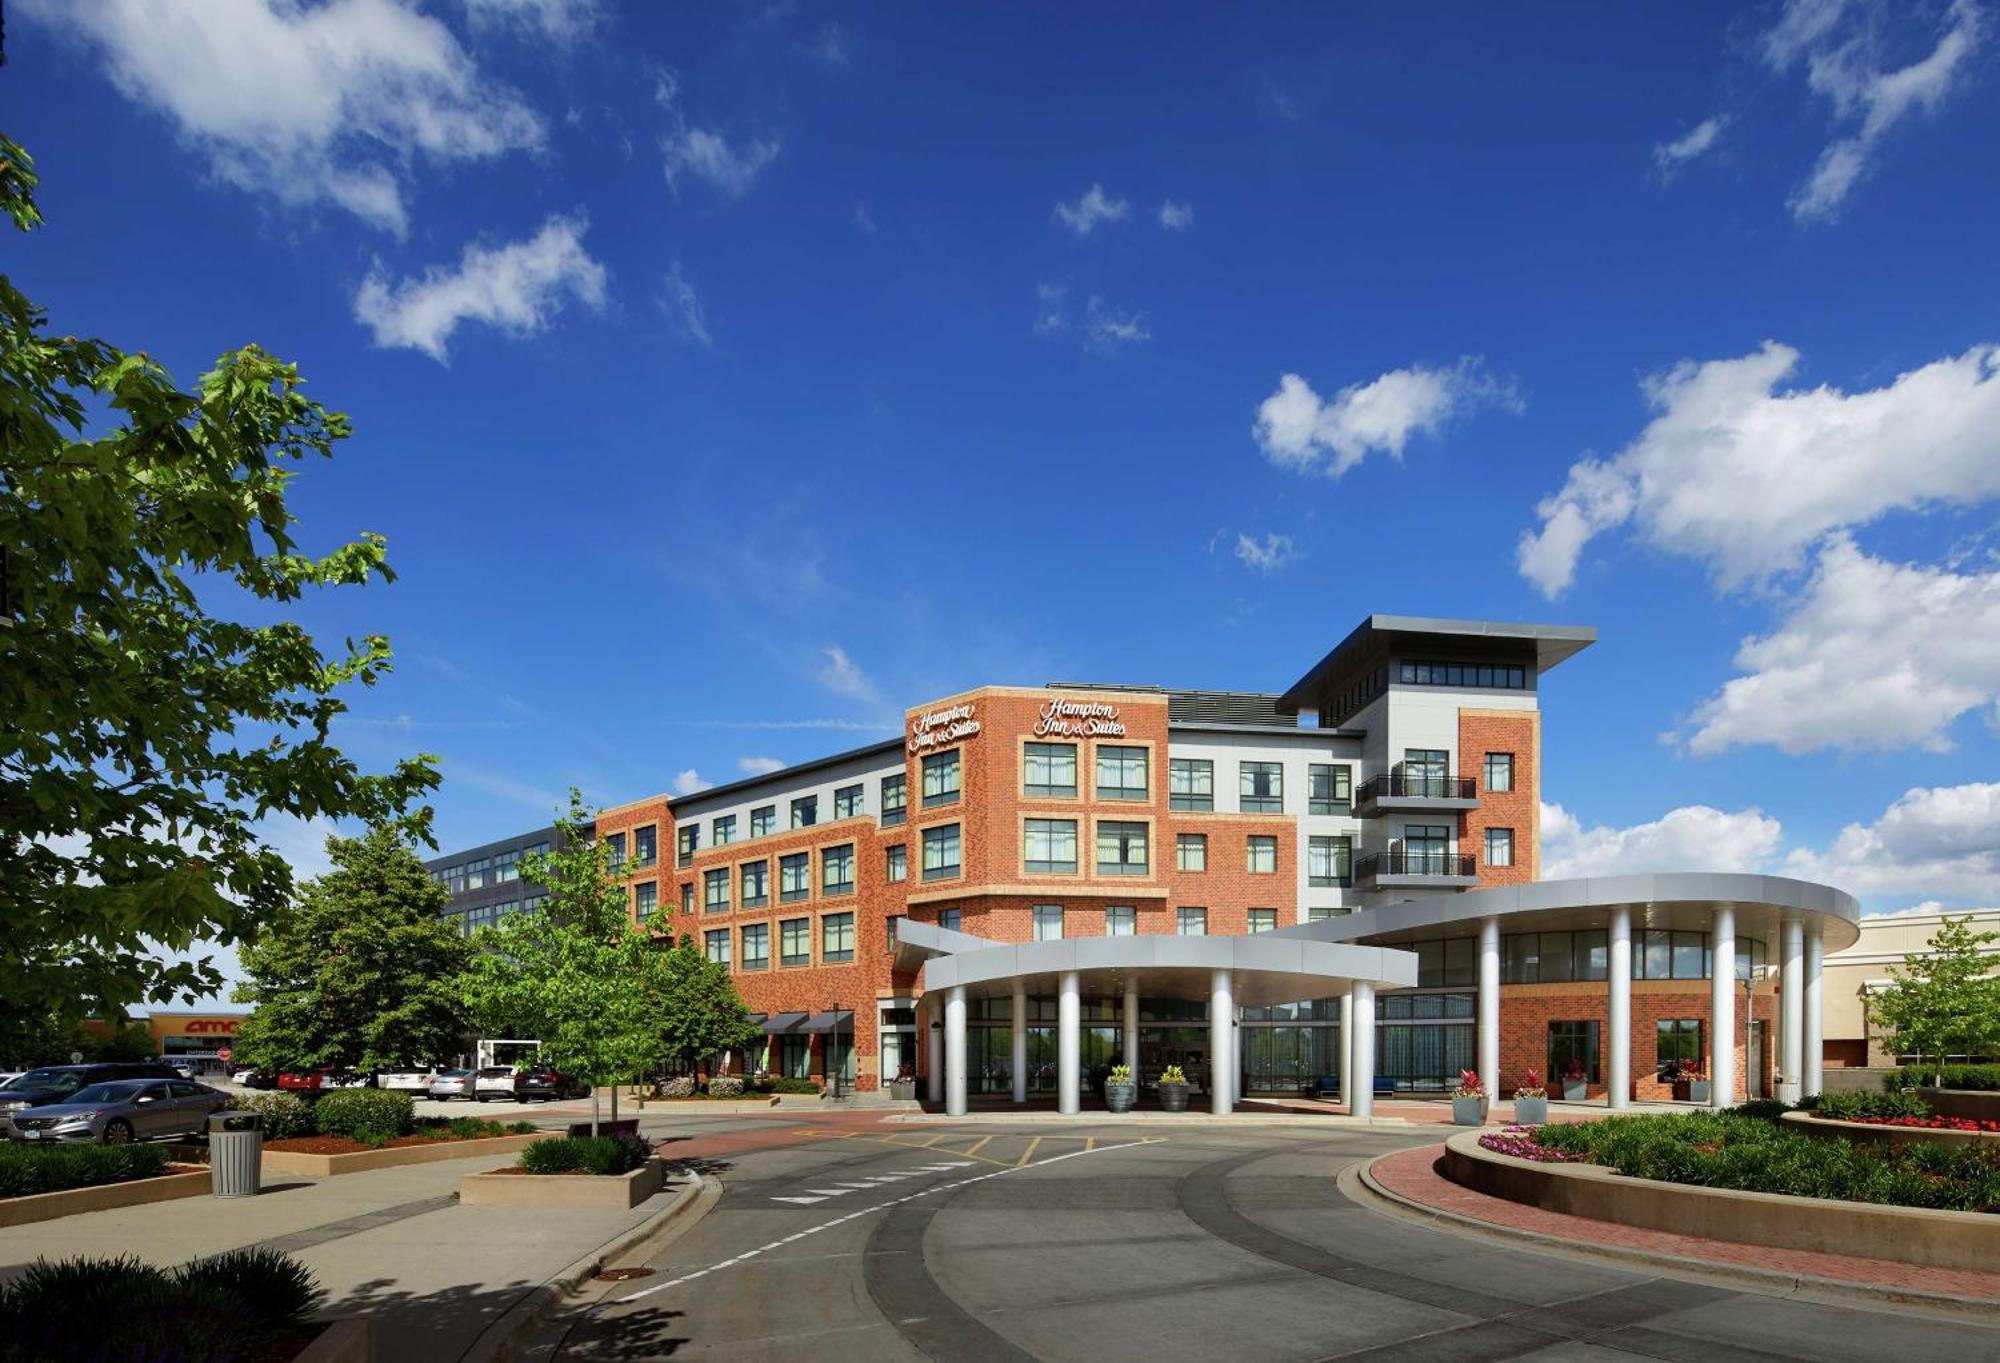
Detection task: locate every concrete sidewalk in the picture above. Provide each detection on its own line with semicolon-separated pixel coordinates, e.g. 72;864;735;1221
0;1153;679;1362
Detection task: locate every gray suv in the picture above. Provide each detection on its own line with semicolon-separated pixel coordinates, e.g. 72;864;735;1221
5;1078;231;1144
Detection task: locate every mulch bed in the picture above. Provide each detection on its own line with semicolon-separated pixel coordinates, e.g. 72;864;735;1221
264;1132;519;1156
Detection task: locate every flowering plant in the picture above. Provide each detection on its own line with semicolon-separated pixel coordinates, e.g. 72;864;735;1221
1108;1064;1133;1084
1513;1069;1546;1100
1479;1126;1585;1163
1158;1064;1188;1086
1561;1059;1586;1081
1451;1069;1486;1100
1672;1057;1706;1081
1833;1113;2000;1133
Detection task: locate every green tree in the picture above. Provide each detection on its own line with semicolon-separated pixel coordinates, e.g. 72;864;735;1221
1866;915;2000;1086
0;136;437;1027
232;827;472;1075
656;935;761;1078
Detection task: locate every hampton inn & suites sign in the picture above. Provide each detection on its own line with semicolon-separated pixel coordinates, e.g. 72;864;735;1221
909;702;980;753
1031;698;1126;739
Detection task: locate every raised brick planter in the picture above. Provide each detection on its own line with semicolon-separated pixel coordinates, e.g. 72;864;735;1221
1782;1110;2000;1149
261;1132;543;1178
0;1167;210;1229
459;1159;664;1210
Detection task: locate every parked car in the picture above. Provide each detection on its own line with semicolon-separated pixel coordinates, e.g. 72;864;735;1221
374;1069;437;1093
0;1064;178;1117
472;1067;518;1101
5;1078;231;1145
427;1069;476;1100
276;1069;366;1093
232;1067;277;1090
168;1062;197;1080
511;1067;579;1102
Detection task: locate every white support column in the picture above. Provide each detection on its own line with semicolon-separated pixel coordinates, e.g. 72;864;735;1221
926;999;943;1106
1478;916;1501;1103
1057;970;1081;1116
1209;968;1234;1116
1349;981;1375;1121
1122;975;1140;1077
1339;992;1354;1111
945;986;967;1118
1608;906;1631;1111
1010;980;1028;1104
1780;917;1804;1104
1804;923;1825;1100
1710;906;1735;1110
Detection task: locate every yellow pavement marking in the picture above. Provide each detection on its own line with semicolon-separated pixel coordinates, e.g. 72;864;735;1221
1084;1136;1096;1152
914;1133;950;1149
961;1136;994;1158
1014;1135;1044;1168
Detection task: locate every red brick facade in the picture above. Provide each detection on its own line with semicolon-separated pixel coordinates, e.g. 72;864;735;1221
1497;981;1777;1102
1459;708;1538;886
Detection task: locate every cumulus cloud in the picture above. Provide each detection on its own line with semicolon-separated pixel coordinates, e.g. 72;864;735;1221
461;0;603;45
22;0;543;236
738;756;786;776
1254;358;1519;478
1158;199;1195;231
1653;115;1727;177
817;646;873;700
354;214;607;362
1053;183;1129;236
1233;533;1297;574
1540;800;1785;881
670;768;713;796
1683;536;2000;755
1764;0;1985;221
1518;342;2000;597
1785;783;2000;902
1084;296;1150;351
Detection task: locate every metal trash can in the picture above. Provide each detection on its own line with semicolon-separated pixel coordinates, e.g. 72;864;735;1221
209;1111;262;1198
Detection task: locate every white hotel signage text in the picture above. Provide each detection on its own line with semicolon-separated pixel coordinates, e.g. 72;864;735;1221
909;702;981;753
1032;698;1127;739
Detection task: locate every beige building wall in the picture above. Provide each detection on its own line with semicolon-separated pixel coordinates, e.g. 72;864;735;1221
1821;909;2000;1067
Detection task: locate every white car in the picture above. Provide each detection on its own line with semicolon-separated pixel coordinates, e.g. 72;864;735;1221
472;1067;518;1101
374;1070;436;1093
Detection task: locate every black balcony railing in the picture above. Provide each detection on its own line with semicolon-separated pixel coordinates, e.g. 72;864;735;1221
1356;849;1478;880
1356;772;1478;803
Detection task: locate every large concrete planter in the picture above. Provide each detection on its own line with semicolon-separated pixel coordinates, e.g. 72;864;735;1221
1782;1111;2000;1149
0;1167;209;1229
261;1132;542;1178
1451;1096;1488;1126
1512;1095;1548;1125
1442;1128;2000;1273
1920;1087;2000;1123
1561;1081;1587;1102
1156;1082;1189;1113
1104;1081;1136;1114
292;1317;373;1363
460;1158;664;1210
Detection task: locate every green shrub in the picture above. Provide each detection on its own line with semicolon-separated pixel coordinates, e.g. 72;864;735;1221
1816;1090;1930;1121
706;1075;745;1098
768;1077;818;1095
656;1075;696;1098
0;1142;170;1198
230;1090;314;1140
0;1248;324;1361
174;1247;325;1331
1723;1098;1793;1122
1887;1063;2000;1092
313;1087;414;1143
517;1134;652;1176
508;1120;536;1134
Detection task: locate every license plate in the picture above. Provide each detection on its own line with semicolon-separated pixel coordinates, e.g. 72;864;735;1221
22;1130;40;1140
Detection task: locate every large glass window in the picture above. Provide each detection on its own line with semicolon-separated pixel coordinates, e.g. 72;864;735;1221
1024;818;1078;873
1308;763;1352;815
1247;835;1277;873
711;815;734;848
1033;904;1064;941
921;824;962;881
1096;746;1148;801
922;751;961;807
632;826;657;868
1548;1020;1599;1085
1308;835;1351;887
1402;749;1448;797
822;912;855;963
1483;752;1514;793
741;922;769;971
703;868;730;913
881;773;907;826
1401;823;1450;874
791;795;817;829
1168;758;1213;811
703;928;730;966
778;1035;812;1079
779;852;810;902
1175;832;1207;872
1024;742;1077;798
492;849;521;884
677;827;698;866
1484;827;1514;868
1636;930;1716;980
938;908;962;931
1248;908;1277;935
1413;937;1478;988
741;860;769;908
634;882;657;916
680;882;693;914
1239;761;1283;813
822;843;855;895
1397;660;1527;689
750;805;775;838
834;784;864;820
1096;821;1148;876
1105;905;1135;936
1657;1019;1704;1077
1177;906;1207;936
603;835;624;871
780;917;811;967
885;844;907;883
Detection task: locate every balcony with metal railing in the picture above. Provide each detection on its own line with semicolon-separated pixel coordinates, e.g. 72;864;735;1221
1355;848;1480;888
1353;771;1480;817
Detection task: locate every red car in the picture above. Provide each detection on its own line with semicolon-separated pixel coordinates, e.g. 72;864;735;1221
277;1069;364;1092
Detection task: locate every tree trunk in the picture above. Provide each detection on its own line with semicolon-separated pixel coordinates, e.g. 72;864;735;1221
590;1088;600;1138
610;1082;620;1125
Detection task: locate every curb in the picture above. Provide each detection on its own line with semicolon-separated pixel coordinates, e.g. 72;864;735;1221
882;1112;1414;1127
459;1171;720;1363
1347;1151;2000;1325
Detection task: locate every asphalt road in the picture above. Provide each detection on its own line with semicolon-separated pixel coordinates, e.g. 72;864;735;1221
541;1119;2000;1363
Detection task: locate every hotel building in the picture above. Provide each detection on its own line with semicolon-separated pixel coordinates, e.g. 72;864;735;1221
425;615;1858;1112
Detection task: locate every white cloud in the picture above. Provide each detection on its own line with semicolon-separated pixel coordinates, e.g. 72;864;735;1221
1653;115;1727;177
1764;0;1985;221
354;214;607;362
661;258;712;348
1033;283;1068;334
852;202;878;235
1518;342;2000;597
1158;199;1195;231
1683;536;2000;755
1084;295;1150;351
801;22;850;65
462;0;602;45
817;646;873;700
1785;783;2000;902
1254;358;1518;478
1053;183;1129;236
1233;532;1297;574
663;126;781;198
670;768;713;796
738;756;786;776
1540;800;1785;880
23;0;543;236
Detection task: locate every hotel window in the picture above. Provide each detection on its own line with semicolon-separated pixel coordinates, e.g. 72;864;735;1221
835;783;864;820
1024;818;1078;873
881;773;907;826
1105;905;1136;936
1247;835;1277;873
741;923;769;971
703;928;730;967
1023;742;1078;798
1656;1019;1703;1077
465;857;490;890
750;805;775;838
1635;930;1713;981
921;824;962;881
1177;906;1207;936
885;844;907;883
711;815;735;848
741;860;769;908
1398;660;1528;689
493;849;521;884
1402;824;1450;873
444;863;466;894
1248;908;1277;935
779;852;811;902
1168;758;1213;812
822;912;856;963
1308;763;1352;816
1484;752;1514;793
603;834;625;870
677;826;698;867
1032;904;1064;941
1308;905;1348;921
1484;827;1514;868
822;843;855;895
633;881;658;917
938;907;962;931
1175;832;1207;872
886;915;904;948
1096;746;1148;801
630;826;656;868
780;917;811;967
1096;821;1149;876
1548;1020;1599;1085
1239;761;1283;813
922;750;961;807
703;868;730;913
680;882;694;914
791;795;817;829
1308;835;1352;888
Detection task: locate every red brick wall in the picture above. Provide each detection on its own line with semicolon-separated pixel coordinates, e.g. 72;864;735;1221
1459;709;1538;885
1496;982;1777;1102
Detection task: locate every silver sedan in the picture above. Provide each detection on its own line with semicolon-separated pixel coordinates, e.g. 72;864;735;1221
5;1078;231;1144
427;1069;475;1100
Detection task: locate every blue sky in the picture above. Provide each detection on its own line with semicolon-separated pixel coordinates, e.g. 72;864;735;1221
12;0;2000;942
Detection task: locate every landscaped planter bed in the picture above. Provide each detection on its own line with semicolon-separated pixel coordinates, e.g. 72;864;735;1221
459;1158;663;1209
1783;1110;2000;1148
1920;1088;2000;1124
0;1165;211;1229
262;1132;544;1177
